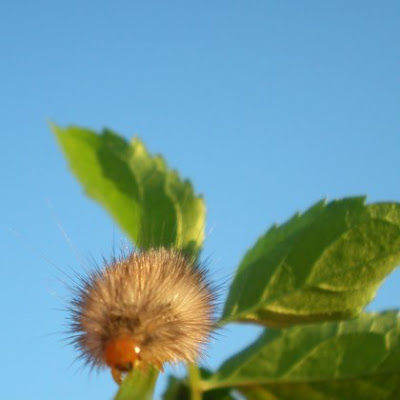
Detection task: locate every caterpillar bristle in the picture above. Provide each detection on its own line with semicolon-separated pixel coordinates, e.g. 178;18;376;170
67;247;216;383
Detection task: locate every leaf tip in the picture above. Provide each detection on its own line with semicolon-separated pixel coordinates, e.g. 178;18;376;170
48;120;62;136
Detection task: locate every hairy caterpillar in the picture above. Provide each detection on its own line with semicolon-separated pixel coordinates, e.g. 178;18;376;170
68;247;216;383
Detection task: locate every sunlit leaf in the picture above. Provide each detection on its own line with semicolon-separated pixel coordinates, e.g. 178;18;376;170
114;368;158;400
52;124;205;254
222;197;400;326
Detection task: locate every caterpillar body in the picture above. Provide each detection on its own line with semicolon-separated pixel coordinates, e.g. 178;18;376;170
68;247;215;383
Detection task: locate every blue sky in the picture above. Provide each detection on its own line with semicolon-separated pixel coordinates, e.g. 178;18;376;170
1;1;400;399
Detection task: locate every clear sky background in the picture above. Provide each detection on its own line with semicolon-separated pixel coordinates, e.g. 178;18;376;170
1;1;400;399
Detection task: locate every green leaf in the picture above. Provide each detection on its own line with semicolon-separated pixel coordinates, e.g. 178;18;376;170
221;197;400;326
162;373;235;400
162;376;190;400
202;388;236;400
237;374;400;400
52;124;205;254
205;312;400;400
114;368;158;400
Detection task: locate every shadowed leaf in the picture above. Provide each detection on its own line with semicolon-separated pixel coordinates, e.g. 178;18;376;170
206;312;400;400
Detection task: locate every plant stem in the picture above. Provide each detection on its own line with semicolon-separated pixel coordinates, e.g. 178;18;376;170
188;363;202;400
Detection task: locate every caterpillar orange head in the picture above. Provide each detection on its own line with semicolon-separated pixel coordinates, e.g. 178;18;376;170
104;336;142;383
